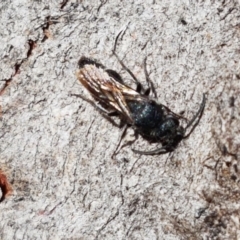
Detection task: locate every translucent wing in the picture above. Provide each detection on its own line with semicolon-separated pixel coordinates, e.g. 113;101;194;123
76;59;145;124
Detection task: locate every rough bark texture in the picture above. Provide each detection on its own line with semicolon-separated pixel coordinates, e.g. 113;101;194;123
0;1;240;239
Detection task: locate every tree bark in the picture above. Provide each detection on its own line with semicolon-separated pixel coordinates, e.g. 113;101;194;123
0;1;240;239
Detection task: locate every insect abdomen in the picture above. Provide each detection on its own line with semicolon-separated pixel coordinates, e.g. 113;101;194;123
126;100;165;139
127;100;163;127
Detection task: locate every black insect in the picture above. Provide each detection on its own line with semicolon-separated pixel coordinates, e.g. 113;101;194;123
76;56;206;155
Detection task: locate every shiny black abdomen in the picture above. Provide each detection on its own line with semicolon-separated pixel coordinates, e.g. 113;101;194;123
127;100;166;140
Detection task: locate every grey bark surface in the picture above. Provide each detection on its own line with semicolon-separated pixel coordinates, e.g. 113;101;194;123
0;1;240;239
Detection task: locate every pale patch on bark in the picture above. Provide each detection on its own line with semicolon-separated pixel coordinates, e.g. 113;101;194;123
0;1;240;239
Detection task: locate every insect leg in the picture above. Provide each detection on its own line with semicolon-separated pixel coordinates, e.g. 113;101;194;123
135;81;150;96
143;57;157;98
112;125;139;158
113;31;145;91
184;93;206;138
113;32;155;97
111;124;128;158
132;144;174;155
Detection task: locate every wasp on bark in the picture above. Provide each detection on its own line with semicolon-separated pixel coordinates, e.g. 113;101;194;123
75;35;206;155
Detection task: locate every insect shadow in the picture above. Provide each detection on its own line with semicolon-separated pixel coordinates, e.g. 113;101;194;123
74;32;206;155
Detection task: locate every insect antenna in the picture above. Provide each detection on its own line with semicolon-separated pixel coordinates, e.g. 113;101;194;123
183;93;206;138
